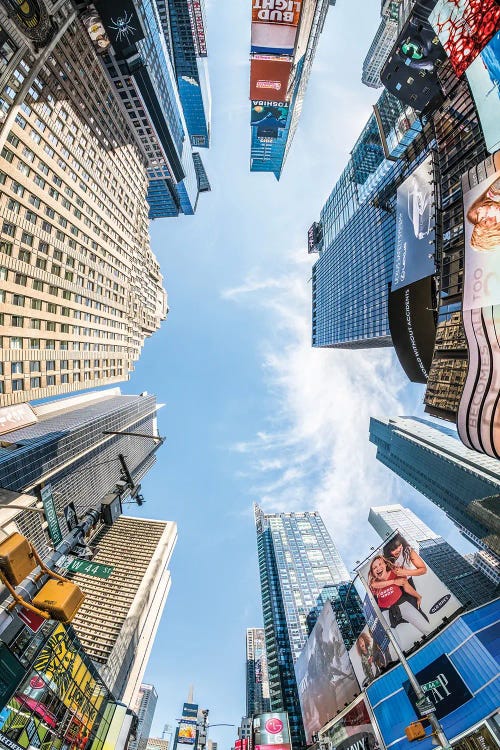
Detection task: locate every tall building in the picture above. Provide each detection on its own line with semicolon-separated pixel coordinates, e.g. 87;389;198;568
70;516;176;702
306;582;365;650
368;504;497;608
246;627;271;716
362;1;400;88
0;2;166;406
146;740;170;750
249;0;334;179
129;684;159;750
85;0;210;218
254;505;351;750
369;417;500;555
309;88;427;349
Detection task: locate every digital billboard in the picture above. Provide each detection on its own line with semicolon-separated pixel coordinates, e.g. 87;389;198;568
392;156;436;292
251;101;289;139
356;531;461;655
178;721;197;744
251;0;302;54
457;152;500;459
429;0;500;79
250;57;292;103
388;276;437;384
253;712;291;750
92;1;145;55
319;696;380;750
348;597;396;689
295;602;359;745
80;4;110;54
466;31;500;155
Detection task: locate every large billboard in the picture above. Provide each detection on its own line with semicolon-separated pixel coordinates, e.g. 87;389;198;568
251;0;302;55
429;0;500;79
250;57;292;103
392;156;436;292
80;4;110;54
318;696;380;750
253;713;291;750
466;31;500;155
92;1;145;55
457;152;500;459
295;602;359;745
251;101;289;139
356;531;461;655
348;597;397;689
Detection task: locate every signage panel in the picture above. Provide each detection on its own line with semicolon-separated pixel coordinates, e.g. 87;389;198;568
67;558;114;579
39;484;62;547
16;607;45;633
319;697;379;750
251;101;289;139
80;4;110;54
429;0;500;79
92;0;145;54
0;403;37;436
253;712;291;750
403;654;473;719
251;22;297;55
466;31;500;155
250;58;292;103
178;721;197;744
63;502;78;532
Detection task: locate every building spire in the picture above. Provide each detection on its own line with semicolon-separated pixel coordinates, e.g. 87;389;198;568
187;685;194;703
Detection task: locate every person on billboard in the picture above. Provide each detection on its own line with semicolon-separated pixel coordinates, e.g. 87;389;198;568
382;533;429;614
355;631;386;683
368;556;433;636
466;172;500;252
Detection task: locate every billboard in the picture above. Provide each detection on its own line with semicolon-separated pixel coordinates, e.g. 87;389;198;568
457;152;500;458
295;602;359;745
466;31;500;155
250;57;292;103
319;696;379;750
253;712;291;750
0;403;37;436
429;0;500;79
92;1;145;55
80;5;110;54
348;598;396;689
388;276;437;384
403;654;473;720
251;101;289;139
392;156;436;292
251;0;302;54
356;531;461;655
178;721;197;744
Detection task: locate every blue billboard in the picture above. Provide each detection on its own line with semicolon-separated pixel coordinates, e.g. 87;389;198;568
365;599;499;750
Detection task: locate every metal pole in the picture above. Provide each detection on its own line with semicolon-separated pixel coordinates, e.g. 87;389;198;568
358;570;452;750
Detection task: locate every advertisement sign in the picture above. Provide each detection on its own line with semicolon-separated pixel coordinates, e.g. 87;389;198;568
92;1;145;54
251;101;289;139
388;276;437;384
319;696;379;750
392;156;436;292
457;152;500;458
429;0;500;79
38;485;62;547
403;654;473;720
250;58;292;103
466;31;500;155
252;0;302;26
0;403;37;436
67;559;114;579
349;597;396;688
80;4;110;54
253;712;291;750
251;23;297;56
178;721;197;745
295;602;359;744
16;607;46;634
356;531;460;654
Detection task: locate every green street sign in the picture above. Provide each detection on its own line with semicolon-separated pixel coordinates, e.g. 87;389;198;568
67;558;114;579
40;484;62;546
416;696;436;716
421;679;442;692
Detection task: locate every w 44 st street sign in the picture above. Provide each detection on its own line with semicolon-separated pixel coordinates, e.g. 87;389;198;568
61;557;114;579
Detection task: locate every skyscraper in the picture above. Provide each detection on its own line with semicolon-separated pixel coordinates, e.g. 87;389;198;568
70;517;176;703
129;684;159;750
0;3;167;406
306;583;365;650
369;417;500;554
362;1;400;88
254;505;351;750
368;504;496;608
246;627;271;716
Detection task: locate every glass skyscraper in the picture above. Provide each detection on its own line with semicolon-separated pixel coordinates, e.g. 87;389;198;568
368;504;497;608
369;417;500;554
246;627;271;716
129;684;159;750
254;505;351;750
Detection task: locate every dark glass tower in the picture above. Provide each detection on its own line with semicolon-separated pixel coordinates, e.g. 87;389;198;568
246;628;271;716
254;505;351;750
306;583;366;650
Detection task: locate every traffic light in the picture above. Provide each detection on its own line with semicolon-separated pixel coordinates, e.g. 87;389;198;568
405;723;427;741
33;579;85;623
0;532;37;585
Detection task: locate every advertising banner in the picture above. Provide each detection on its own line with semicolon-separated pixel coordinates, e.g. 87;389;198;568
295;602;359;745
429;0;500;79
252;0;302;26
251;23;297;56
80;4;110;54
92;1;145;54
356;531;460;655
251;101;289;139
403;654;473;720
250;58;292;103
458;150;500;458
319;696;379;750
466;31;500;155
253;712;291;750
178;721;197;744
388;276;437;384
392;156;436;292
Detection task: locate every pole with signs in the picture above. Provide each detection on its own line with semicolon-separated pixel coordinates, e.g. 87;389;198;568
356;569;452;750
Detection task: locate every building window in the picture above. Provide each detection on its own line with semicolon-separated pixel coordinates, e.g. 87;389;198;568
11;362;23;374
12;379;24;391
30;377;41;388
30;361;40;372
46;375;55;386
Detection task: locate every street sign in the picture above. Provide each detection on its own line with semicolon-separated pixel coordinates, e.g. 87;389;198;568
17;606;45;633
67;558;114;579
415;697;436;716
421;679;442;692
39;484;62;546
63;501;78;531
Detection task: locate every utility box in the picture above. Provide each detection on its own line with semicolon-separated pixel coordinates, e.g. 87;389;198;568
33;579;85;623
0;532;36;586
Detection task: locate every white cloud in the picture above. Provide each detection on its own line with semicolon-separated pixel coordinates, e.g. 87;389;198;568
222;251;418;567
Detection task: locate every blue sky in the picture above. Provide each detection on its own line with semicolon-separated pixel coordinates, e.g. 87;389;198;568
120;0;474;745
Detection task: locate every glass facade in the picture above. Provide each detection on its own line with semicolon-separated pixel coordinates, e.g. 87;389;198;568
369;417;500;552
246;628;271;717
254;505;351;750
306;583;366;650
311;90;427;349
